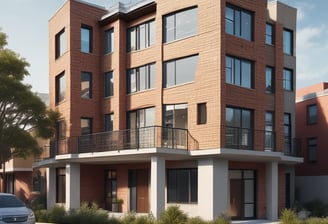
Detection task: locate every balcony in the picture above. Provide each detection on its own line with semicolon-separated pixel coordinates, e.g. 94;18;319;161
38;126;199;160
225;126;302;157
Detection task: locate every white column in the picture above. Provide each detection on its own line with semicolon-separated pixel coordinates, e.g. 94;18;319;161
266;162;278;220
198;158;228;220
150;156;165;218
66;163;80;210
46;167;56;209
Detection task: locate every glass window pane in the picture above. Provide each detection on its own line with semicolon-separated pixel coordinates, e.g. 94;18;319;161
81;27;91;53
266;24;273;45
81;118;92;135
225;6;234;35
139;24;146;49
128;27;136;52
175;8;197;40
241;61;251;88
145;107;155;126
149;63;155;89
283;29;293;55
105;72;113;97
149;21;155;46
139;66;146;91
244;179;254;203
164;61;175;87
176;170;189;202
190;169;198;202
128;69;137;93
105;29;114;54
241;11;252;40
242;110;251;129
164;15;175;43
266;67;273;92
105;114;113;132
81;72;91;99
175;55;198;85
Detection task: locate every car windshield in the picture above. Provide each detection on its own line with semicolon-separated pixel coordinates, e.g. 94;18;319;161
0;195;24;208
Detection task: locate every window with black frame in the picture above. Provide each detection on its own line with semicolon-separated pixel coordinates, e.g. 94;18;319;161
167;168;197;203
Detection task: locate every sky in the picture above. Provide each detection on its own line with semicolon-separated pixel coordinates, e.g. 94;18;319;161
0;0;327;93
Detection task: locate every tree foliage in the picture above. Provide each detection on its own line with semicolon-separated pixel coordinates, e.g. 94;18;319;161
0;31;59;164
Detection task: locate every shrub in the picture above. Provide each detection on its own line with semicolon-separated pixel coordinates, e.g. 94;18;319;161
186;216;209;224
157;205;188;224
212;213;231;224
304;199;328;217
66;202;110;224
280;208;299;224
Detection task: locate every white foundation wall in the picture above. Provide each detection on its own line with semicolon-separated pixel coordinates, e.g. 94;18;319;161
295;176;328;203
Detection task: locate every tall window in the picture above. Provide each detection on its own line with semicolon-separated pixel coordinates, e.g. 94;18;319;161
307;138;317;162
55;28;66;58
81;117;92;135
226;107;253;149
265;23;273;45
127;63;155;93
81;72;92;99
266;66;274;93
163;7;198;43
307;104;318;125
127;20;155;52
283;29;293;55
56;168;66;203
81;25;92;53
105;170;117;211
55;72;65;104
128;107;155;129
283;68;293;91
105;113;114;132
225;4;253;41
284;113;291;152
164;104;188;129
105;28;114;54
167;168;197;203
265;112;275;150
226;56;253;88
105;71;114;97
197;103;207;125
164;55;198;87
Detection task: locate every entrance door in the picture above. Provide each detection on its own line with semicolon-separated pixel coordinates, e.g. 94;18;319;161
229;170;256;220
230;179;242;218
129;169;149;213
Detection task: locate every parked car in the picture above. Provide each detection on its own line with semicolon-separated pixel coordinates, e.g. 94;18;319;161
0;193;35;224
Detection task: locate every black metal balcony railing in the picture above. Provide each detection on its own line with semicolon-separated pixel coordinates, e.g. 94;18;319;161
41;126;199;160
284;137;302;157
225;126;302;157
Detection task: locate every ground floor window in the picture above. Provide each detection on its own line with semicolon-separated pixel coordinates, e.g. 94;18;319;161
167;168;197;203
229;169;256;219
56;168;66;203
105;170;117;211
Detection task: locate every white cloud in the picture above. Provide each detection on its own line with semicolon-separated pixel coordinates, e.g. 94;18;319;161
296;26;328;88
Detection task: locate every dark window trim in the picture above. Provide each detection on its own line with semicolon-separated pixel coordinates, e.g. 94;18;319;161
55;71;65;104
127;19;155;52
167;168;198;203
225;4;254;41
307;104;318;125
283;68;293;91
283;28;293;56
105;28;114;54
55;28;65;59
81;117;93;135
105;71;114;98
226;55;254;89
81;71;92;99
197;103;207;125
163;6;198;43
307;137;317;163
81;24;93;53
265;23;274;45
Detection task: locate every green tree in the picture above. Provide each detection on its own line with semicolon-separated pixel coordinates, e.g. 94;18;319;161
0;31;59;191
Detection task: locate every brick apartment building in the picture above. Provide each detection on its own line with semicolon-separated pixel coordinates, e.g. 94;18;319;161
296;83;328;204
33;0;303;221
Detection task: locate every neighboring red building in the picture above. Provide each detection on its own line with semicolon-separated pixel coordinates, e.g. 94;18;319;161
296;83;328;203
33;0;302;221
